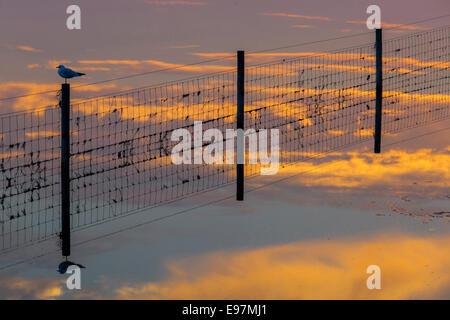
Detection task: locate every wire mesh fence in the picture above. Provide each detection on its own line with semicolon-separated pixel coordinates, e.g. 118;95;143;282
69;71;238;230
0;106;61;251
244;44;377;176
382;26;450;133
1;26;449;253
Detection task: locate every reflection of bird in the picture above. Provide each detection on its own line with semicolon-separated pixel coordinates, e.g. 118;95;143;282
58;260;86;274
57;65;85;83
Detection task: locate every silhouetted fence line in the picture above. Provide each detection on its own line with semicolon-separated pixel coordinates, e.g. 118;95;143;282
1;26;449;254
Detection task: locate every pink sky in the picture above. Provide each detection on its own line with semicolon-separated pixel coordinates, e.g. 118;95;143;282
1;0;449;96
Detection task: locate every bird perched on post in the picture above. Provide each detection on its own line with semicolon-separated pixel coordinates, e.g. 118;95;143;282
58;260;86;274
57;65;86;83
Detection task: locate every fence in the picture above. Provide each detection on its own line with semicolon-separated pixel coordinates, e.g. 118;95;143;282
1;26;449;254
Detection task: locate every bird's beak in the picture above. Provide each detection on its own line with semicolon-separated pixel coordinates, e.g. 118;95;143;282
56;66;58;69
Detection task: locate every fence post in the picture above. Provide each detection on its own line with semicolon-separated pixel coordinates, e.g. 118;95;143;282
236;50;245;201
61;83;71;257
374;28;383;153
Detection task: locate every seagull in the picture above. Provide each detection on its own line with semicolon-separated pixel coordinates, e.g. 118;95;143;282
57;65;86;83
58;260;86;274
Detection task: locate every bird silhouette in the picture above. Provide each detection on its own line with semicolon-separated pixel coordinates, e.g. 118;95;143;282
58;260;86;274
57;65;86;83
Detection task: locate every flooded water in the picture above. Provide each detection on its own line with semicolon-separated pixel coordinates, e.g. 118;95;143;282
0;118;449;299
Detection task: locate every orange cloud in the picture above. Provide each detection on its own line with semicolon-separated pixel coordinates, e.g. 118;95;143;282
383;56;450;70
143;59;233;73
346;20;431;31
190;52;449;73
16;45;42;53
260;12;332;21
78;53;446;80
80;67;111;71
386;29;406;34
27;64;41;69
328;130;345;135
25;131;60;138
0;82;58;113
78;59;233;73
193;51;449;69
78;60;141;66
71;99;236;124
0;81;119;113
281;148;450;190
65;77;448;132
114;233;450;299
291;25;314;29
0;277;64;299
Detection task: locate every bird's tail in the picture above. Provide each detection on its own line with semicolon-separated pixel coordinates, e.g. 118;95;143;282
77;72;86;76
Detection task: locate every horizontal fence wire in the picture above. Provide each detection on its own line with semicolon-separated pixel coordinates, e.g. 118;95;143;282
1;26;449;253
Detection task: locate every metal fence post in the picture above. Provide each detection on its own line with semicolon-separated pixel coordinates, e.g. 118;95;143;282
374;28;383;153
236;50;245;201
61;83;71;257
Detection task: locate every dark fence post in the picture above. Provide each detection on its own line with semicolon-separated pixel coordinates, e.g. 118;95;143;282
374;28;383;153
236;50;245;201
61;83;71;257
